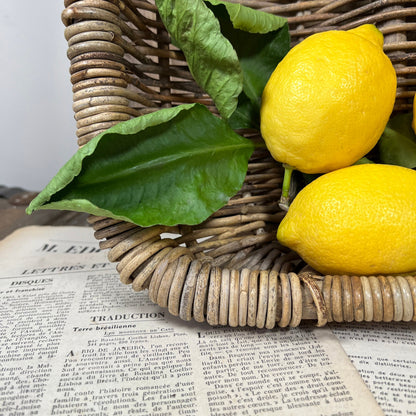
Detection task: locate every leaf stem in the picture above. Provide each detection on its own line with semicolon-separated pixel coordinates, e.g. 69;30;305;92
279;164;294;211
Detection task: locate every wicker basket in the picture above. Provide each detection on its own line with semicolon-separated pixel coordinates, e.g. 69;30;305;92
62;0;416;328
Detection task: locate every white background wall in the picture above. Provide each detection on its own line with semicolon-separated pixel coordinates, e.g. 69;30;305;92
0;2;77;191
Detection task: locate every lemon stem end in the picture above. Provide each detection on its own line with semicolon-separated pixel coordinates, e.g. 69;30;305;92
279;165;294;211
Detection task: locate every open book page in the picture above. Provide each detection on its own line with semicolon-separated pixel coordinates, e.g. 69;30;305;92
331;323;416;416
0;226;383;415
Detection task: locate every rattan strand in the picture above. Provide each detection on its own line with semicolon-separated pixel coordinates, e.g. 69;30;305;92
63;0;416;327
89;214;416;327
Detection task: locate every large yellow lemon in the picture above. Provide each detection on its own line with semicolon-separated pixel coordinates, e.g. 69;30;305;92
277;164;416;276
260;24;397;174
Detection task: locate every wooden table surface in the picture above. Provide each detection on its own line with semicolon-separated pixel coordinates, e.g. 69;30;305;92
0;185;89;240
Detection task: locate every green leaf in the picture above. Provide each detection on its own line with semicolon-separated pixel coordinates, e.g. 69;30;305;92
206;1;288;100
354;157;374;165
205;1;290;128
205;0;287;33
378;112;416;169
385;112;415;138
227;91;260;130
155;0;289;127
27;104;255;226
156;0;242;119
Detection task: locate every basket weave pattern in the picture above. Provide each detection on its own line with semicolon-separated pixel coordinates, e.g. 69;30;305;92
62;0;416;327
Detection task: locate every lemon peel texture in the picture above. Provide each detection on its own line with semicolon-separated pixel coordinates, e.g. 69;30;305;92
260;24;397;174
277;164;416;276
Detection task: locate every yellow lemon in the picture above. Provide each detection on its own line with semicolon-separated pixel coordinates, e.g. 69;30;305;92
260;24;397;174
277;164;416;276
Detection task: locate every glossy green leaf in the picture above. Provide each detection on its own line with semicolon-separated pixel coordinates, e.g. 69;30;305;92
205;1;289;128
378;112;416;169
206;1;288;100
227;91;260;130
156;0;289;126
156;0;242;119
205;0;287;33
27;104;255;226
